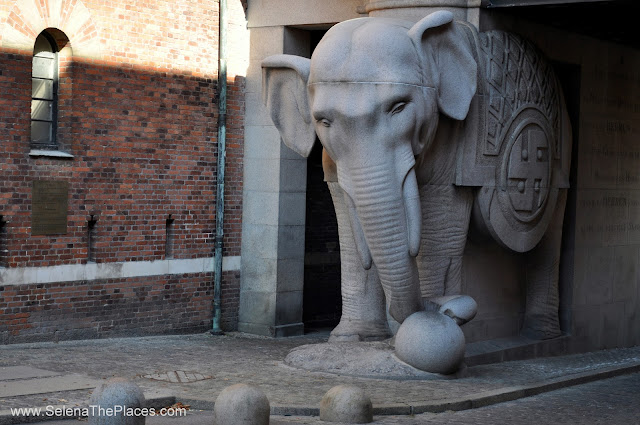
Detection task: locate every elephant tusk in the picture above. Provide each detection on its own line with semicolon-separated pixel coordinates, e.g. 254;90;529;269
343;191;373;270
403;168;422;257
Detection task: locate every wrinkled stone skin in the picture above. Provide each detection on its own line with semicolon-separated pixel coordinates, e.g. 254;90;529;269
262;10;571;361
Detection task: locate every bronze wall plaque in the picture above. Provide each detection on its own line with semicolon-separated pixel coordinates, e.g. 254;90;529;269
32;180;69;235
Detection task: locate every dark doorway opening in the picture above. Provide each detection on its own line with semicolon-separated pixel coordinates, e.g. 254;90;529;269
553;61;581;335
303;29;340;332
303;142;341;330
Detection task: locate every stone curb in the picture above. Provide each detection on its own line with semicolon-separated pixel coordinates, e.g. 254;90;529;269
0;394;175;425
178;360;640;417
403;362;640;415
1;362;638;423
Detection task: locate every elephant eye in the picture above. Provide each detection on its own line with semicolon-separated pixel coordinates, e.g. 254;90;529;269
317;118;331;128
390;102;407;115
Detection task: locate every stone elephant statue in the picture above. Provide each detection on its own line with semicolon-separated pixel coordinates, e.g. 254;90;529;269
262;11;571;345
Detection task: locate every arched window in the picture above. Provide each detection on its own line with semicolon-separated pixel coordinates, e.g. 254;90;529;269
31;32;58;150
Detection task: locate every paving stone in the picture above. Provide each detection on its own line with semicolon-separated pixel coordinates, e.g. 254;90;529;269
275;372;640;424
143;371;212;383
0;333;638;424
0;375;100;398
0;367;61;381
3;371;640;424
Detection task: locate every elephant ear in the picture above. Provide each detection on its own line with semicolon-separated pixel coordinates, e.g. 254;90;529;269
409;11;477;121
262;54;316;158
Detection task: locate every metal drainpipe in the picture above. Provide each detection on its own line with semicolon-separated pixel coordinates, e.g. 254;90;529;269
211;0;227;335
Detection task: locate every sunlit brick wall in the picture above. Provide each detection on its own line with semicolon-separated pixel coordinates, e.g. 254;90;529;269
0;0;248;342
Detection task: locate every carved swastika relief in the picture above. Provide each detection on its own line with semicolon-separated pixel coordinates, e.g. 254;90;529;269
508;126;550;219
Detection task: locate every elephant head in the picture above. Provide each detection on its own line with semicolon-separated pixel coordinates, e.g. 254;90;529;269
262;11;477;323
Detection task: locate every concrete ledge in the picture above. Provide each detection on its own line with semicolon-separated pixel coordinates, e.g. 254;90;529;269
365;0;482;12
0;256;241;286
237;321;275;337
406;361;640;415
273;323;305;338
372;403;412;415
237;322;305;338
464;335;573;366
28;150;74;159
412;398;472;414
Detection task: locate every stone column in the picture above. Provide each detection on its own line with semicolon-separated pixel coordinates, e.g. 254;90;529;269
364;0;481;27
238;27;311;337
239;0;363;338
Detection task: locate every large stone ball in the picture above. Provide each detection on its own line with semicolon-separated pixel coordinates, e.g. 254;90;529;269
213;384;270;425
88;378;146;425
394;311;465;374
320;385;373;424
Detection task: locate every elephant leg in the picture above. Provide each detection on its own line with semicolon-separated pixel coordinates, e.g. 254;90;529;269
327;181;390;342
521;189;568;340
417;184;473;300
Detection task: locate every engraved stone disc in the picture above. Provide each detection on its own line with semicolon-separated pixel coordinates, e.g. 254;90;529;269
477;107;559;252
500;108;553;224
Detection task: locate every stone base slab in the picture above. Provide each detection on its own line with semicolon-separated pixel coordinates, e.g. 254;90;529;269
283;341;466;380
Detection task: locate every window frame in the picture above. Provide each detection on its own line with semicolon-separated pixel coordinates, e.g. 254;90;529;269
31;31;59;151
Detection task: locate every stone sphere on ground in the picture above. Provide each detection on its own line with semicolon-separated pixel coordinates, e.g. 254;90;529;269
394;311;465;375
213;383;270;425
320;385;373;424
88;378;146;425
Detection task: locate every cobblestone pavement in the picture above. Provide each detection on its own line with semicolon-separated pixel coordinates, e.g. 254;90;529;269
274;372;640;424
1;332;639;423
22;372;640;424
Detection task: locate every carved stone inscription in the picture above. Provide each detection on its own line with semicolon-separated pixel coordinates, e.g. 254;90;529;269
577;56;640;247
32;180;68;235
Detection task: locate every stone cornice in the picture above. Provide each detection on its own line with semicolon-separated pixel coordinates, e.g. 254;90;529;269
365;0;482;13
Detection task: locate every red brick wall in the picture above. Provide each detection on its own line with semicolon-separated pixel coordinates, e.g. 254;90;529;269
0;274;212;342
0;0;247;343
0;270;241;343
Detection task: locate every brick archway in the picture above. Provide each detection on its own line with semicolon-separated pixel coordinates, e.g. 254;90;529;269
0;0;100;58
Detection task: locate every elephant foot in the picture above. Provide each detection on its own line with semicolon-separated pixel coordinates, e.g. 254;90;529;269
424;295;478;326
521;315;562;340
329;319;391;342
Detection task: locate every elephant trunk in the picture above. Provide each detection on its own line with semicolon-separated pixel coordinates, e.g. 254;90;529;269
344;163;422;323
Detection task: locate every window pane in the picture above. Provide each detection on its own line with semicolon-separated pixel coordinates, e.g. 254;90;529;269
31;100;53;121
32;56;54;79
31;121;52;144
32;79;53;100
34;35;55;56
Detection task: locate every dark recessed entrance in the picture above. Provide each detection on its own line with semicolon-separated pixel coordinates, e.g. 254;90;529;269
303;142;342;331
553;61;581;335
302;29;341;332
